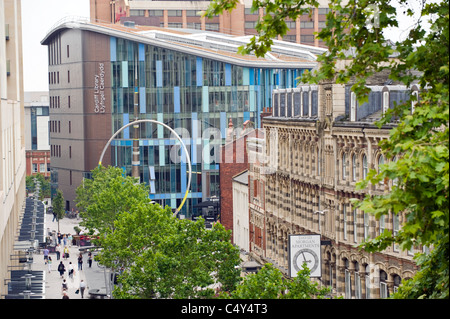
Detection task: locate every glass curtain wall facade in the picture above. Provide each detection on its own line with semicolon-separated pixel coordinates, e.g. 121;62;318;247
109;36;308;217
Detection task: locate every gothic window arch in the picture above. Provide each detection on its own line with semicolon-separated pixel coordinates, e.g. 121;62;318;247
342;152;347;180
362;154;368;180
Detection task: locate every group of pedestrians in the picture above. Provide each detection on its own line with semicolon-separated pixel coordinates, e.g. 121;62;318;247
54;252;90;298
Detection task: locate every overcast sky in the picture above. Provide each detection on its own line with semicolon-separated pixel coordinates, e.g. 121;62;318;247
21;0;90;92
20;0;428;92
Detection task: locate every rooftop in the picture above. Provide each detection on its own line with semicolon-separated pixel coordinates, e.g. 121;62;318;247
41;16;325;68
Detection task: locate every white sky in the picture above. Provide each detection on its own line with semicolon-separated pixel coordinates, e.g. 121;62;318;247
21;0;90;92
20;0;429;92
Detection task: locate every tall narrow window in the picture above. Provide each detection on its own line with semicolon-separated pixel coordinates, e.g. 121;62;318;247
350;92;356;121
365;265;371;299
380;271;389;298
352;154;357;181
353;208;358;243
344;260;352;299
68;70;70;83
354;262;361;299
69;121;71;134
364;212;370;240
67;44;69;58
383;91;389;114
379;215;385;235
342;153;347;180
343;205;347;240
393;214;400;251
411;90;419;114
68;95;71;108
362;154;368;179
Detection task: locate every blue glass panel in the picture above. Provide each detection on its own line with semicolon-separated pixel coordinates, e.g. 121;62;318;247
110;37;116;61
220;112;226;139
196;57;203;86
139;87;146;113
138;43;145;61
159;140;165;166
243;68;249;85
181;163;187;193
225;64;231;86
123;113;129;139
121;61;128;87
249;86;255;112
174;86;180;113
202;86;209;112
156;60;162;87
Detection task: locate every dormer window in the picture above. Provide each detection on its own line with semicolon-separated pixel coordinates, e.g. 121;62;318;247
411;89;419;114
350;92;356;121
383;90;389;114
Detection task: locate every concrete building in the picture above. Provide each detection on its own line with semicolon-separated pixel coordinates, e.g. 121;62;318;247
247;71;421;298
0;0;27;298
89;0;331;47
41;18;323;215
24;91;50;178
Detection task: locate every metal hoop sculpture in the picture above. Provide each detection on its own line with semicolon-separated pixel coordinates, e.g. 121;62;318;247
98;119;191;214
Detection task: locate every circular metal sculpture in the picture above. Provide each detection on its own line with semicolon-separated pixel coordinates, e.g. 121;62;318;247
98;119;191;214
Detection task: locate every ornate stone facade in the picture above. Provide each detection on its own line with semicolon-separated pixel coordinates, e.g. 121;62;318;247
250;77;420;299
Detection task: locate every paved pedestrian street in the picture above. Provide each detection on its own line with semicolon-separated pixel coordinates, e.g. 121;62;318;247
32;211;109;299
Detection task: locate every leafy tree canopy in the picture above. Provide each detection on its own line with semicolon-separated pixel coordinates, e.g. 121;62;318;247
206;0;449;298
76;166;241;299
75;165;152;235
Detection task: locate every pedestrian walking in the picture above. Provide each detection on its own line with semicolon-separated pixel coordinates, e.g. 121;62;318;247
88;252;93;268
55;244;61;260
63;234;67;247
47;256;52;273
61;279;68;293
68;234;73;247
57;261;66;278
68;262;74;278
52;210;57;222
62;291;69;299
77;253;83;270
79;280;87;298
57;231;62;245
63;246;69;260
43;247;49;261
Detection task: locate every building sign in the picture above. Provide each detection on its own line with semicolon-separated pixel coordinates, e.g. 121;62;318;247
289;234;322;278
94;62;106;113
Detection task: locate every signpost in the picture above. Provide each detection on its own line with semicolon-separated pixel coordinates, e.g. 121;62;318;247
288;234;322;278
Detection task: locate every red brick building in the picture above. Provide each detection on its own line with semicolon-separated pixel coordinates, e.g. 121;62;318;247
26;150;51;178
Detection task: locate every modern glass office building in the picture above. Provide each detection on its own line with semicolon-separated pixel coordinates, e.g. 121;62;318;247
42;19;324;216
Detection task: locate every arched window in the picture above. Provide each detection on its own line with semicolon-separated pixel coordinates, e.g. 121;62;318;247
362;154;368;179
352;154;357;181
342;153;347;180
378;155;384;173
411;89;419;114
354;261;362;299
383;90;389;114
393;275;402;293
378;155;385;185
350;92;357;121
344;259;352;298
365;264;371;299
380;270;389;298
